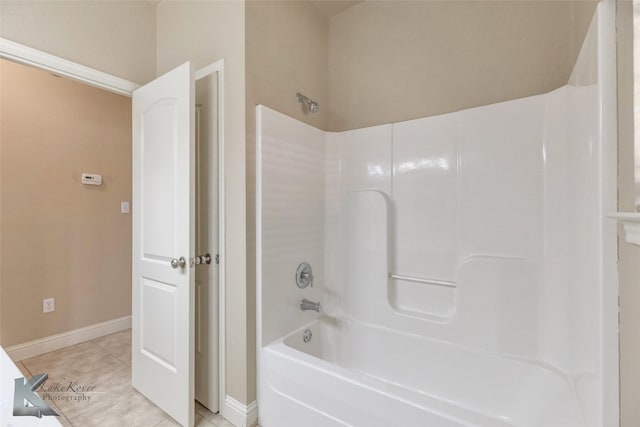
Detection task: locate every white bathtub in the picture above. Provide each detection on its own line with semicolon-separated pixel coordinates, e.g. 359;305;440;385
259;317;584;427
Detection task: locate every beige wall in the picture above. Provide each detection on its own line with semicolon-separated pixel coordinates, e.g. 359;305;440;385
245;0;330;403
156;0;250;405
0;1;156;84
246;1;329;131
328;1;598;131
0;58;132;347
620;1;640;426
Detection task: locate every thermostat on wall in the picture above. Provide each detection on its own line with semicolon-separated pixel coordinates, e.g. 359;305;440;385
81;173;103;186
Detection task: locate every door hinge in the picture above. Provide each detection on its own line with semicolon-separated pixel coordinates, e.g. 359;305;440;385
215;254;219;264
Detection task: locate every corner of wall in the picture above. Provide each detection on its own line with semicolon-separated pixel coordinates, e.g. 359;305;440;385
568;3;599;86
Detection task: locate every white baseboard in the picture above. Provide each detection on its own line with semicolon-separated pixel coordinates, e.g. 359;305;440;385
5;315;131;362
221;395;258;427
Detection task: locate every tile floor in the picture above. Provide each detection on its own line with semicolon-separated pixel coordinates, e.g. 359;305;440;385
16;329;238;427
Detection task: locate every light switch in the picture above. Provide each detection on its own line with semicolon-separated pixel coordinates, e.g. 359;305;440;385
121;201;130;214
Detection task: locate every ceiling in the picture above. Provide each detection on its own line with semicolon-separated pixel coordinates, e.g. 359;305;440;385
309;0;364;18
150;1;363;18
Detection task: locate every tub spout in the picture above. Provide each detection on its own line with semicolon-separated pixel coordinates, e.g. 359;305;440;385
300;298;322;313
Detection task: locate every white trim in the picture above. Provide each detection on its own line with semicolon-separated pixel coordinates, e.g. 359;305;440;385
195;59;227;416
0;38;140;96
195;62;224;81
608;213;640;246
216;60;227;423
597;1;620;425
5;316;131;362
222;396;258;427
255;105;264;426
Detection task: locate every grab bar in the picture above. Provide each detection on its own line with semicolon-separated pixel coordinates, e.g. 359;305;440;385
389;273;457;288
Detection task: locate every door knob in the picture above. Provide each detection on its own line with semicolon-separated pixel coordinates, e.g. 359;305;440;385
170;257;187;269
190;253;212;266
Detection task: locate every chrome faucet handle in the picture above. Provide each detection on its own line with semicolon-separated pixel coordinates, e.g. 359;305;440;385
296;262;314;288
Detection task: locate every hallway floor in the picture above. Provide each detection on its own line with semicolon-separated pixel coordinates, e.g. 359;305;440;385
16;329;234;427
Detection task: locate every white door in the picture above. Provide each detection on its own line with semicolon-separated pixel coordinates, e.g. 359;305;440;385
132;61;195;427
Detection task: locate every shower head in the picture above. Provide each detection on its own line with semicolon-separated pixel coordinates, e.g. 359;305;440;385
296;92;320;114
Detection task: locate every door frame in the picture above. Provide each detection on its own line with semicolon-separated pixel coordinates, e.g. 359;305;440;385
0;37;227;417
194;59;226;414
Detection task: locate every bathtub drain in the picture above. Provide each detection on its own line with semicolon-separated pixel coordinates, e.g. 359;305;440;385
303;329;312;343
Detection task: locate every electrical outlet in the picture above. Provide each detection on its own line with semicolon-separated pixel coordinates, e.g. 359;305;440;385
43;298;55;313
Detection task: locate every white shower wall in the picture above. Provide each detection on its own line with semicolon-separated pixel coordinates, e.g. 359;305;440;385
259;86;599;373
259;82;601;415
323;83;599;363
259;89;605;423
257;4;617;425
258;80;603;421
258;110;326;346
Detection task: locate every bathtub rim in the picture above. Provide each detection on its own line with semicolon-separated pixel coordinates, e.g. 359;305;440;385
263;315;588;426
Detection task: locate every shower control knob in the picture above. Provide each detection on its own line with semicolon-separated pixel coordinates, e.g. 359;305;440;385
296;262;314;288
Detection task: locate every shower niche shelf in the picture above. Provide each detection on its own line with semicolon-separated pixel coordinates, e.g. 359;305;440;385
608;213;640;246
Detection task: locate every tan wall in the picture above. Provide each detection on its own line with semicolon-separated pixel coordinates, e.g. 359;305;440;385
245;0;330;403
0;59;132;347
328;1;598;131
0;1;156;84
246;1;329;131
620;1;640;426
156;0;249;405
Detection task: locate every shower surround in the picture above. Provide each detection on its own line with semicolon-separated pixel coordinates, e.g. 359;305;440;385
256;2;618;426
